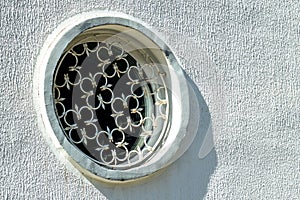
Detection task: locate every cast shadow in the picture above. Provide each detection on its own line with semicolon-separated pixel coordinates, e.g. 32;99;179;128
90;74;217;200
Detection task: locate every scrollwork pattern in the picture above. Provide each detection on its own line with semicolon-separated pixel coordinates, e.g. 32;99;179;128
53;41;169;168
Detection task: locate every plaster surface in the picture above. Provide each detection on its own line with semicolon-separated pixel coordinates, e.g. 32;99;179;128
0;0;299;199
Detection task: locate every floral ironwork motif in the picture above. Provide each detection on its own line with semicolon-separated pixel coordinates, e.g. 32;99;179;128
53;41;169;169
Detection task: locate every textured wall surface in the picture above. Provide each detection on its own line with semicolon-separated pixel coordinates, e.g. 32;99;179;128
1;0;300;199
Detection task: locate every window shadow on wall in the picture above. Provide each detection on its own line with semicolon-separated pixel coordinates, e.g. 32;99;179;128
90;74;217;200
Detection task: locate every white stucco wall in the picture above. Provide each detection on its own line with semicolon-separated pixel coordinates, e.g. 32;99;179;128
0;0;299;199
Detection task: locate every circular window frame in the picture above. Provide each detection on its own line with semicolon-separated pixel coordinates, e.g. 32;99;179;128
34;11;190;182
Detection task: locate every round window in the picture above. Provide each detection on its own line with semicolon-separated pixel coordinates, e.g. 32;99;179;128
35;11;190;181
